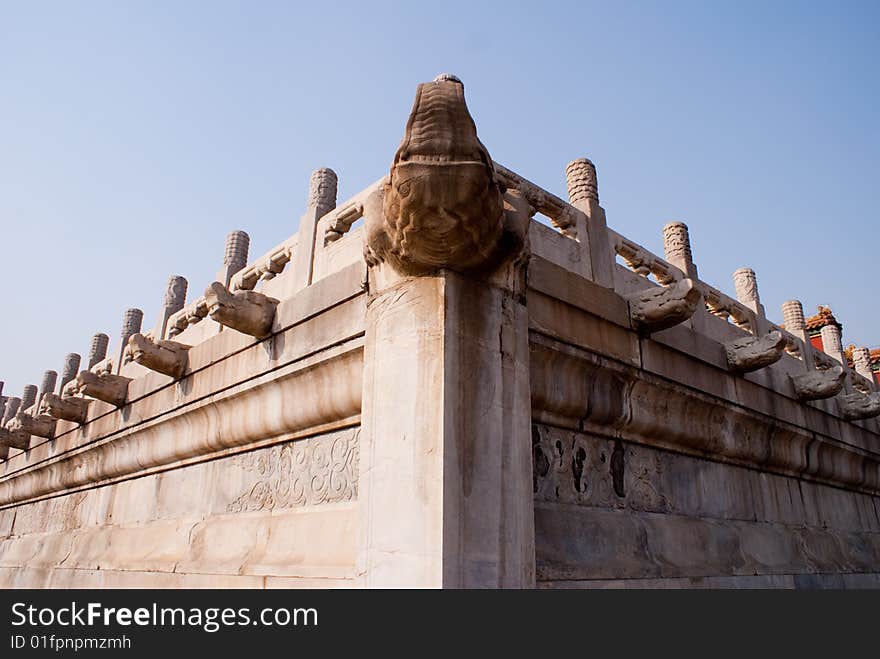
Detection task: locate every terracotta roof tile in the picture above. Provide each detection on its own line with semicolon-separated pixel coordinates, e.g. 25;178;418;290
805;305;841;331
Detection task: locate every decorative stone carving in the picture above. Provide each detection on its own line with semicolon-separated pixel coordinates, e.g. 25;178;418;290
733;267;760;304
225;230;250;271
852;347;875;386
565;158;599;205
662;221;698;278
820;324;843;361
791;365;846;401
127;333;190;379
781;300;805;331
163;275;188;313
226;428;359;512
39;370;57;399
838;392;880;421
0;423;29;450
75;370;132;407
204;282;278;339
39;393;89;424
21;385;37;413
8;412;55;440
626;278;702;334
3;397;21;426
365;74;527;276
88;333;110;369
724;330;786;373
120;308;144;344
308;167;338;220
59;353;81;392
218;230;251;286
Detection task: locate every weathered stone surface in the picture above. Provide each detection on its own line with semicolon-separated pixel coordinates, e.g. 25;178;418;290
838;392;880;421
75;370;131;407
87;333;109;369
8;412;55;441
59;353;81;392
204;282;278;339
127;333;190;379
626;278;702;334
39;393;90;424
366;74;527;276
725;330;786;372
791;365;846;401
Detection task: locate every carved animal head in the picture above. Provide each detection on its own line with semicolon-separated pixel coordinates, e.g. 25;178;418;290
378;74;506;275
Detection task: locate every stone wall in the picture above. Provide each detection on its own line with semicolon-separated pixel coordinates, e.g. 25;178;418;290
533;424;880;588
0;427;360;588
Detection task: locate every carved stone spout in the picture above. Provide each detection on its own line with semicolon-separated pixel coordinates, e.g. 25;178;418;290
75;370;132;407
791;365;846;401
627;278;702;334
838;392;880;421
8;412;55;440
39;393;90;424
365;74;527;276
724;330;787;373
0;426;29;450
128;333;190;379
204;282;278;339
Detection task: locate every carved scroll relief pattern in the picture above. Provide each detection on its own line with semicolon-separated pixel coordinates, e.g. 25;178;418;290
226;428;359;513
532;424;670;513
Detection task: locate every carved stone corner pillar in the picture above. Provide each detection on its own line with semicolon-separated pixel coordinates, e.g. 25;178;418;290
127;333;190;379
626;278;702;335
358;75;535;589
204;282;278;339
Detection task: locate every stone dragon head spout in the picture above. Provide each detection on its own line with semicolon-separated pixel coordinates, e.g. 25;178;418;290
367;74;526;276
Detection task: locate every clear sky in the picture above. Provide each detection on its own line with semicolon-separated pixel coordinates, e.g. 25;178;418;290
1;1;877;397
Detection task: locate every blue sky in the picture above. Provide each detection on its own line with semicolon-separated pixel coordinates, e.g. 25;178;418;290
1;1;877;396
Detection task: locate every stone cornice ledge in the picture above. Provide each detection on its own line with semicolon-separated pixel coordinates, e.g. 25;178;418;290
0;340;363;508
530;333;880;495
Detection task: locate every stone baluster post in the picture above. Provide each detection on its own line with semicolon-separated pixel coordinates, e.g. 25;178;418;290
663;221;699;280
782;299;815;369
292;168;338;293
21;385;38;414
156;275;188;340
852;347;876;391
3;397;20;426
88;333;110;370
733;267;768;333
59;353;81;393
218;231;250;288
39;370;57;403
565;158;614;288
820;324;845;364
117;308;144;374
